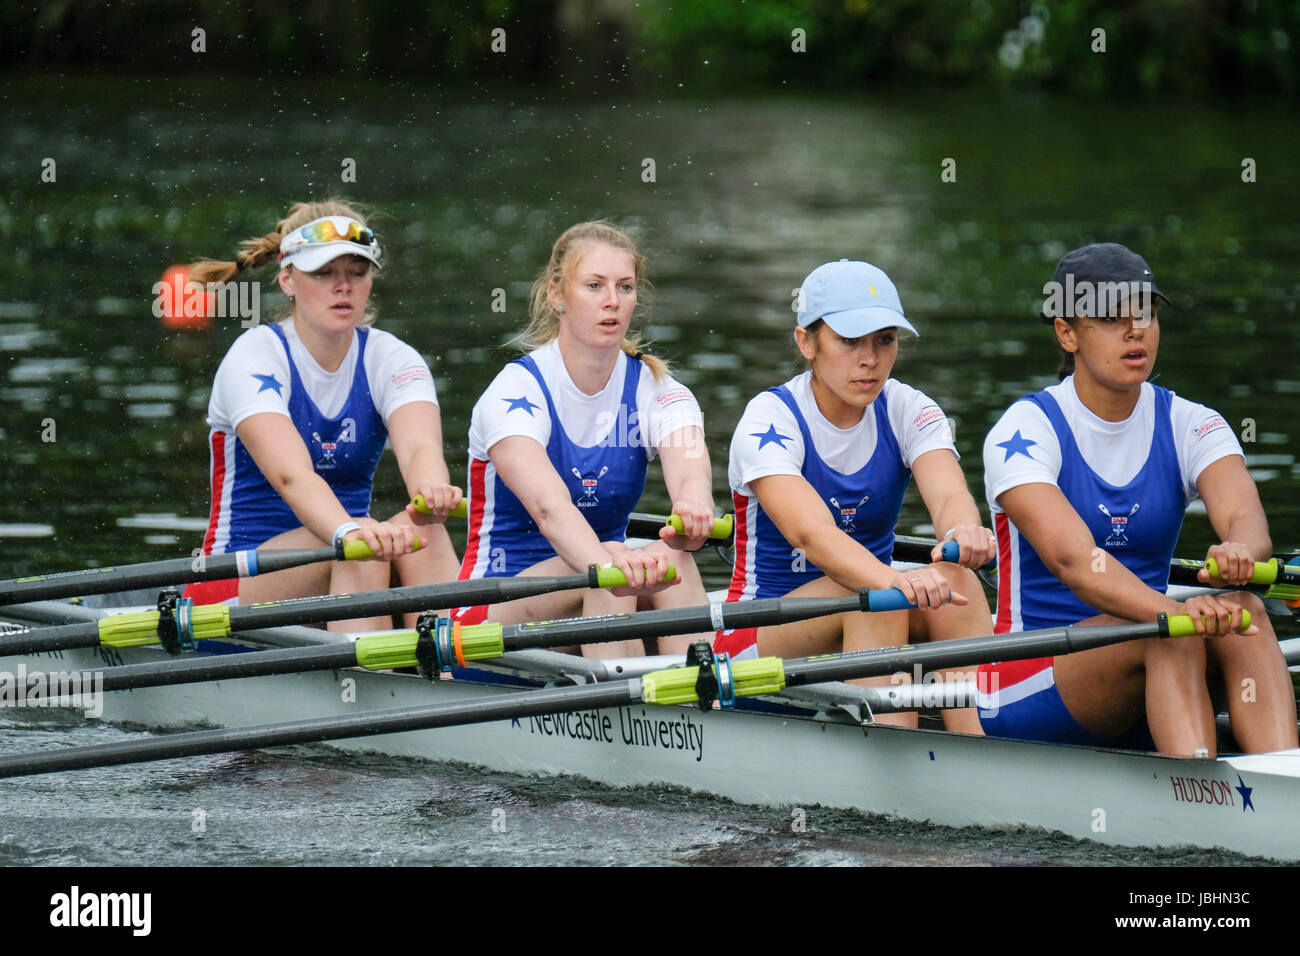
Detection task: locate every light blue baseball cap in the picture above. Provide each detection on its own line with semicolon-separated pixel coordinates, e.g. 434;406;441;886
796;259;918;338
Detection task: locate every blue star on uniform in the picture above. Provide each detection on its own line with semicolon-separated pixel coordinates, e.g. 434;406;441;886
1235;774;1255;812
751;423;794;450
251;373;283;396
996;429;1038;462
504;395;539;416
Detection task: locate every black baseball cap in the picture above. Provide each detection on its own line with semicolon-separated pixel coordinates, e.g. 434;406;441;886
1041;242;1172;323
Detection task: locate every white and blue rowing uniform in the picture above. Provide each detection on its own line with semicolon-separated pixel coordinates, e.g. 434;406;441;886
455;341;704;620
716;373;958;659
463;352;647;578
978;377;1243;744
188;319;438;603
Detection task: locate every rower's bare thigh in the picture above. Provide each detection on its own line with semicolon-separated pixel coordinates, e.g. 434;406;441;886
1052;614;1160;737
755;576;906;659
234;527;333;604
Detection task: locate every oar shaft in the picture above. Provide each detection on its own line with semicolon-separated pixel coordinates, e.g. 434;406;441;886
0;680;641;779
0;566;638;656
782;620;1164;687
92;643;361;692
0;539;401;606
499;589;913;652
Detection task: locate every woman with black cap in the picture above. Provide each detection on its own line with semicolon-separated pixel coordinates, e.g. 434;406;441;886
978;242;1297;755
183;201;463;631
714;259;995;730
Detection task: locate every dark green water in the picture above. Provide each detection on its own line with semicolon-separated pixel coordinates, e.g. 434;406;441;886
0;77;1297;866
2;78;1297;587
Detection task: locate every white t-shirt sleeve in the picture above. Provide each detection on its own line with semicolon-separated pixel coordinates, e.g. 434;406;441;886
365;330;439;422
885;381;959;467
207;327;293;432
983;400;1064;511
639;370;705;456
728;391;806;496
1172;397;1245;500
471;363;552;456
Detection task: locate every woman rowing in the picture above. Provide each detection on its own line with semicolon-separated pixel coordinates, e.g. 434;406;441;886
978;242;1297;755
713;259;995;730
185;201;462;630
453;221;715;659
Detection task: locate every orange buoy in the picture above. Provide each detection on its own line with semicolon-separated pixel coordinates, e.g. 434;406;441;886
156;265;214;330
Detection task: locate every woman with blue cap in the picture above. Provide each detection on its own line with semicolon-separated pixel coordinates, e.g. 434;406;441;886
978;242;1297;755
714;259;995;730
183;201;463;631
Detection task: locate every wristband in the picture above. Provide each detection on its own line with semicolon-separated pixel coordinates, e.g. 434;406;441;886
942;527;957;541
332;520;363;557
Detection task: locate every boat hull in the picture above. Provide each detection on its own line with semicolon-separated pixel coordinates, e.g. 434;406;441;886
3;643;1297;861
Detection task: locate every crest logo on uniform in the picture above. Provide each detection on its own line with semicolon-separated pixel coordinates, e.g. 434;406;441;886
571;465;610;508
310;420;355;471
829;495;870;532
1098;502;1140;547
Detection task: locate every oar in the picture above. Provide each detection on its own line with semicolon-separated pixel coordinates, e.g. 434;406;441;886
0;564;667;656
33;587;919;694
1187;557;1300;602
0;538;418;607
419;497;736;543
0;609;1239;779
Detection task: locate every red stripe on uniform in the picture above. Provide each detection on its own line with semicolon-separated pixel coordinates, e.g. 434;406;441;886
725;491;749;602
457;458;488;581
994;512;1012;634
201;431;226;555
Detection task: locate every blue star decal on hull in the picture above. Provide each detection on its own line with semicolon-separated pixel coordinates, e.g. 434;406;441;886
751;423;794;450
1235;774;1254;812
252;372;283;396
504;395;540;416
996;429;1038;462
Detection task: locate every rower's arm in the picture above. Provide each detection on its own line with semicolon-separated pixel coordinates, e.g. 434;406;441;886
1196;455;1270;556
235;412;364;545
488;434;673;588
997;482;1180;619
911;448;994;567
386;401;463;520
750;474;899;591
656;426;715;550
1194;454;1272;583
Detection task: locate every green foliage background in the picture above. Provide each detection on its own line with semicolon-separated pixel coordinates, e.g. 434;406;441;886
3;0;1297;97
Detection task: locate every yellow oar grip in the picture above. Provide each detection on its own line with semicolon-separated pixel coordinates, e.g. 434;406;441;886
413;495;468;520
666;513;735;541
1166;610;1252;638
1204;557;1277;586
594;564;677;587
341;537;422;559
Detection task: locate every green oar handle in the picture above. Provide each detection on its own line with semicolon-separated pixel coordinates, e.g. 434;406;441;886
1204;557;1277;586
425;497;735;545
665;513;735;542
1166;610;1251;638
340;536;422;560
415;495;465;518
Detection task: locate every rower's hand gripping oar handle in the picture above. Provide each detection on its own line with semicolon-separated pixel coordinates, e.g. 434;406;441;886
1164;609;1252;638
424;496;735;544
340;537;422;560
1204;556;1299;590
665;513;735;542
